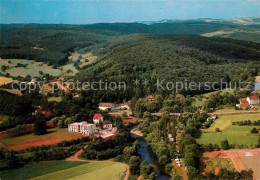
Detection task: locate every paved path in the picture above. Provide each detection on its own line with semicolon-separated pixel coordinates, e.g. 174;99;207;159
66;145;130;180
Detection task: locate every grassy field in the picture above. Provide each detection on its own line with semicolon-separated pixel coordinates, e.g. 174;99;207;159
8;62;62;77
198;114;260;146
0;128;83;150
29;162;126;180
48;96;62;102
0;76;14;86
203;114;260;132
0;161;87;180
198;126;259;146
62;64;78;75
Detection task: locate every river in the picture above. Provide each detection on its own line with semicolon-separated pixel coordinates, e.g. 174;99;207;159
137;138;171;180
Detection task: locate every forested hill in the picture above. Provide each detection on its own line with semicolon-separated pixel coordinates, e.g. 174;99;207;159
75;34;260;100
0;20;259;65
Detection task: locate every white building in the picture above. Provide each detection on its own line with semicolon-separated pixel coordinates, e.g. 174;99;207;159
246;95;260;105
68;121;97;135
98;102;115;111
102;121;113;129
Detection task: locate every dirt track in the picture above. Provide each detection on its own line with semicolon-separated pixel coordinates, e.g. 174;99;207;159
66;145;130;180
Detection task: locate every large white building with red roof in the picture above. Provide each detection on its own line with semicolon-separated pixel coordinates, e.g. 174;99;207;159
246;95;260;105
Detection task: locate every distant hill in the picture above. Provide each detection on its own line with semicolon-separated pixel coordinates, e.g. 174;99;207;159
0;18;259;66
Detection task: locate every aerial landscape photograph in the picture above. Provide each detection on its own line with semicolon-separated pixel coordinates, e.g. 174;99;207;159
0;0;260;179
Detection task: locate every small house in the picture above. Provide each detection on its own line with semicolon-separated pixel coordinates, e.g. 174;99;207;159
239;99;250;108
102;120;113;129
98;102;115;111
93;113;103;124
247;95;259;105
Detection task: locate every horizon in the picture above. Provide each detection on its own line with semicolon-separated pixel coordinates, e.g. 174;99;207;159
0;16;260;25
1;0;260;24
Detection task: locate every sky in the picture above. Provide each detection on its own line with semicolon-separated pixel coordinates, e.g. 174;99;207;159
0;0;260;24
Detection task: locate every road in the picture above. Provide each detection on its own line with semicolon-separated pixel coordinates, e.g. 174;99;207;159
109;111;260;117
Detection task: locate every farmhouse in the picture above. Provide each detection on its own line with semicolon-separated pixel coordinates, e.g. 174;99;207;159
68;121;97;135
93;113;103;124
146;95;154;101
246;95;260;105
239;100;250;108
102;120;113;129
98;102;115;111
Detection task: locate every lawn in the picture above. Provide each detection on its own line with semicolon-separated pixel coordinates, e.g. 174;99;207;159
0;76;14;86
48;96;62;102
0;161;87;180
0;128;83;150
30;162;126;180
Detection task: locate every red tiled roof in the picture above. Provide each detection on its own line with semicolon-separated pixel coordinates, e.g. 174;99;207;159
36;109;42;113
93;113;102;119
146;95;154;99
240;100;249;108
99;102;114;107
44;111;52;116
249;95;259;100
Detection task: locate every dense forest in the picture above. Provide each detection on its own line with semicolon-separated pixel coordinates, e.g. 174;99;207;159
1;20;259;65
75;34;260;102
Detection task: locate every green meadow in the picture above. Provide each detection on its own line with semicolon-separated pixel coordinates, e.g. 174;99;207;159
198;113;260;146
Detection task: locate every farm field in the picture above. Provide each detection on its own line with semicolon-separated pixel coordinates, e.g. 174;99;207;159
30;162;126;180
0;76;14;86
62;64;78;75
198;125;259;146
0;161;87;180
0;88;22;96
7;62;62;77
0;127;83;150
203;113;260;132
198;114;260;146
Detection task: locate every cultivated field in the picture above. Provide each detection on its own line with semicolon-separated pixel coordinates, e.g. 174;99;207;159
0;76;14;86
198;114;260;146
202;149;260;180
0;161;86;180
30;162;126;180
0;128;83;150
